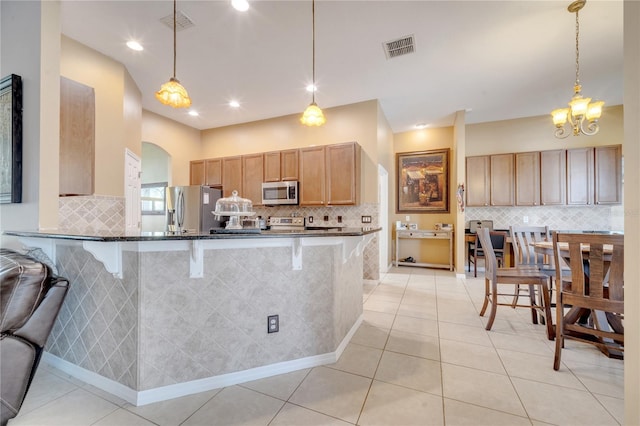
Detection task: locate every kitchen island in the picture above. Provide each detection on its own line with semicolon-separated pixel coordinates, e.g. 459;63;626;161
4;228;378;406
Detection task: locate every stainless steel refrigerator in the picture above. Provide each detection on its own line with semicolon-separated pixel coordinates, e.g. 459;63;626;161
166;185;222;233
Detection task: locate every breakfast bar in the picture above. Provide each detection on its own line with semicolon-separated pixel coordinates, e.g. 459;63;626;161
4;228;378;406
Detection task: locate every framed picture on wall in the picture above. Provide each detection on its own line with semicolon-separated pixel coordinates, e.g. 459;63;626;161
396;148;449;213
0;74;23;204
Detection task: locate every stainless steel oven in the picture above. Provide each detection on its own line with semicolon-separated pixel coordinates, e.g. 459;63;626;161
261;181;299;205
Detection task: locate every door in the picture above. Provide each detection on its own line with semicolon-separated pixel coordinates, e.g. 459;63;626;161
125;149;141;234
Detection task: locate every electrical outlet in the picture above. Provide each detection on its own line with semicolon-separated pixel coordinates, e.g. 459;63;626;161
523;216;529;223
337;216;342;223
268;315;279;333
308;216;314;223
323;215;329;222
361;215;372;223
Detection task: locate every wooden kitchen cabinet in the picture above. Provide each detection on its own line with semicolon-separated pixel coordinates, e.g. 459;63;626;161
490;154;514;206
205;158;223;186
222;156;243;198
190;159;222;186
326;142;360;205
299;146;326;205
242;153;264;205
594;145;622;205
540;149;566;205
515;152;540;206
567;147;594;205
60;77;95;196
264;149;299;182
190;160;205;185
465;156;490;207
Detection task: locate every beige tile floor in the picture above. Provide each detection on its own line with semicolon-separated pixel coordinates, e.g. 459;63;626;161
10;267;624;426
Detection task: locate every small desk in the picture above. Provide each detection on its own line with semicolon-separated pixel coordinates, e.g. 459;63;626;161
395;229;454;271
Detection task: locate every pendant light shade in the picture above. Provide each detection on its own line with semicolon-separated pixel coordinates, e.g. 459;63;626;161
156;77;191;108
156;0;191;108
301;102;326;126
300;0;325;126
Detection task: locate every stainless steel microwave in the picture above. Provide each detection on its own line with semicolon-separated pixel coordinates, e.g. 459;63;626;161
262;181;299;205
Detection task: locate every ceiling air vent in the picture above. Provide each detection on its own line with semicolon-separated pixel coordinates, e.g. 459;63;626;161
160;10;195;31
383;35;415;59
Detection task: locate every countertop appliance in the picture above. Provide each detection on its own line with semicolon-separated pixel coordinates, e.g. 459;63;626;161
262;181;299;205
469;220;493;233
268;216;305;230
166;185;222;233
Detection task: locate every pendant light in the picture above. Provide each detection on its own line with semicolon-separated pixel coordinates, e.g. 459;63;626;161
550;0;603;138
156;0;192;108
300;0;326;126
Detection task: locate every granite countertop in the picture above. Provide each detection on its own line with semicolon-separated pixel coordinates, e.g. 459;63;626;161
4;227;381;242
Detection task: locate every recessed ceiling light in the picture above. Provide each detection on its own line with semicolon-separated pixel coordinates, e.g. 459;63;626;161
415;123;428;129
188;110;199;117
231;0;249;12
306;84;317;93
229;100;240;108
126;40;143;51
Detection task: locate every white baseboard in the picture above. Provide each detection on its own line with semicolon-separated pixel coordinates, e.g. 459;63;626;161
43;313;364;406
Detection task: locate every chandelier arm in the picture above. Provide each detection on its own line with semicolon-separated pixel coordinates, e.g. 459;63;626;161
554;126;571;139
581;120;600;136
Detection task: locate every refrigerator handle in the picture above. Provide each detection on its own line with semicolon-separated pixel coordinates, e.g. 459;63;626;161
177;190;185;230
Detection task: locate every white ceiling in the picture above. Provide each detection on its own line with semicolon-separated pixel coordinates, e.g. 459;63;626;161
60;0;623;134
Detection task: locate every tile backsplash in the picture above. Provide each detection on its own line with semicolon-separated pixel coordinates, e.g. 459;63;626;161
465;204;624;232
59;195;125;232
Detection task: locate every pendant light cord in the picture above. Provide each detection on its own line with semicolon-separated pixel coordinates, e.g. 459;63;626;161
574;8;580;88
173;0;177;79
312;0;316;103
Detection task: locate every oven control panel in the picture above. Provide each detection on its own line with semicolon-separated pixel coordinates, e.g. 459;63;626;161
268;216;305;228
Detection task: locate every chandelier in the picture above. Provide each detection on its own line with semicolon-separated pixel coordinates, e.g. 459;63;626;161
156;0;192;108
551;0;603;138
300;0;326;126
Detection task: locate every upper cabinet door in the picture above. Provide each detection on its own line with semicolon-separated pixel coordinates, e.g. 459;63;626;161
263;151;281;182
326;142;360;205
299;146;326;205
60;77;95;196
205;158;223;186
515;152;540;206
567;147;594;205
280;149;299;181
540;149;566;205
594;145;622;205
222;156;243;198
242;154;264;205
490;154;514;206
190;160;205;185
465;156;490;207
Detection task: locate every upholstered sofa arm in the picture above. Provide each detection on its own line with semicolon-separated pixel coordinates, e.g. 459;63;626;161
12;277;69;347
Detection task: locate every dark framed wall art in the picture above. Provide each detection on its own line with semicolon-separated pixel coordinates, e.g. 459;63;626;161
1;73;23;203
397;148;449;213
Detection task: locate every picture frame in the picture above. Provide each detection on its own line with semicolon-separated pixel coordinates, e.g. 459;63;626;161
1;74;23;204
397;148;449;213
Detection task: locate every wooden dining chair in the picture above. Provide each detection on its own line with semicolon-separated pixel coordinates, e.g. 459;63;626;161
510;225;559;311
477;227;555;340
552;232;624;370
469;231;506;277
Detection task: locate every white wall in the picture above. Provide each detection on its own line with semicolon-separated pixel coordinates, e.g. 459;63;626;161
0;1;60;244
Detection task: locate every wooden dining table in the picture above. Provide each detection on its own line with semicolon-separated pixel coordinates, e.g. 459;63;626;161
532;239;623;358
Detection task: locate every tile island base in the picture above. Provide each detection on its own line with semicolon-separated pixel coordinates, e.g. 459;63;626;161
11;232;375;405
